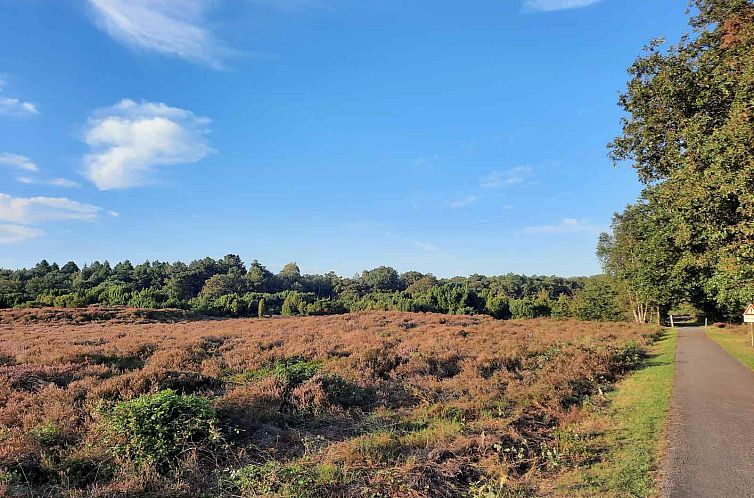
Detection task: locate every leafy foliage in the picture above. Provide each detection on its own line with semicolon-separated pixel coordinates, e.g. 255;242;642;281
0;256;623;321
104;389;219;469
603;0;754;321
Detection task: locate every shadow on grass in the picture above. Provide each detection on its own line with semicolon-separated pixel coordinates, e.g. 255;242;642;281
624;329;675;372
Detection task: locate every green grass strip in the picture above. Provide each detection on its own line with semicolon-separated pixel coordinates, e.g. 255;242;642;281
555;328;677;497
705;327;754;370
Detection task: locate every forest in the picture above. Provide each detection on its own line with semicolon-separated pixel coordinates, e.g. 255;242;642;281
0;257;624;322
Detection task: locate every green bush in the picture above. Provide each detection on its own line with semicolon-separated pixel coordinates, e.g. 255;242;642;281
509;298;535;319
232;357;322;388
103;389;220;469
231;461;340;497
485;295;511;319
282;291;305;316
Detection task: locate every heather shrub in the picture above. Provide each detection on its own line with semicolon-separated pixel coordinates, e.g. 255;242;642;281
103;389;220;469
0;310;662;496
292;374;375;412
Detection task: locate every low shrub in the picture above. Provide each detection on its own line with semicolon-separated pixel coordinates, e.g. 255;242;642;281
609;342;646;375
103;389;220;470
230;461;341;497
231;357;322;388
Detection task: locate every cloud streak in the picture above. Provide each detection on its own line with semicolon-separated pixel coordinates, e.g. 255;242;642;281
0;153;38;172
0;193;102;224
0;224;43;244
83;99;213;190
524;0;602;12
3;153;79;187
481;166;533;188
16;176;80;188
450;195;479;209
0;80;38;116
413;240;444;254
524;218;604;235
87;0;233;69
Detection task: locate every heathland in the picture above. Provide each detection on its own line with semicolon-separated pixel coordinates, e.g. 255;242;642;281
0;308;664;497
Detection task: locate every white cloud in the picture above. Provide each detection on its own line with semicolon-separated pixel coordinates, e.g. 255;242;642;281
0;78;38;116
48;178;81;188
481;166;533;188
524;218;604;235
0;224;43;244
450;195;478;209
525;0;602;12
83;99;213;190
0;193;102;224
87;0;232;69
413;240;443;254
15;176;80;188
0;153;38;172
0;97;38;117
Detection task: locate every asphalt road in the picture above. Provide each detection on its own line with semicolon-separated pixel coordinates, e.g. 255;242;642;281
662;327;754;498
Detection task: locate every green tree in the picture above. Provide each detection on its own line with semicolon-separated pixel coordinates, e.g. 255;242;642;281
199;272;246;300
597;201;686;323
608;0;754;319
247;260;277;293
570;276;625;322
282;291;305;316
361;266;403;292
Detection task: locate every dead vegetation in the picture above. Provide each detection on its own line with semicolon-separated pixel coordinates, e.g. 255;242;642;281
0;306;198;326
0;309;661;497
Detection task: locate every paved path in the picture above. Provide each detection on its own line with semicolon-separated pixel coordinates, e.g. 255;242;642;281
663;327;754;498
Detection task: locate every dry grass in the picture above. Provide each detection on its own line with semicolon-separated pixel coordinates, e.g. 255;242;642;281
0;308;660;497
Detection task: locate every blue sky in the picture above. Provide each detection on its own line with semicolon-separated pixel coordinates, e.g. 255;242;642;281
0;0;688;277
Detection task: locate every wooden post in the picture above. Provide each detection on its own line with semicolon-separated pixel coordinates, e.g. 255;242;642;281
705;317;708;329
670;314;675;328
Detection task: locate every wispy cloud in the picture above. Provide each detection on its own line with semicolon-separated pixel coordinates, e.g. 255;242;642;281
413;240;444;254
0;97;38;116
48;178;81;188
0;79;39;117
524;218;604;235
87;0;233;69
246;0;322;11
481;166;533;188
83;99;213;190
3;153;80;187
0;193;102;224
450;195;478;209
0;153;38;172
0;224;43;244
16;176;80;188
524;0;602;12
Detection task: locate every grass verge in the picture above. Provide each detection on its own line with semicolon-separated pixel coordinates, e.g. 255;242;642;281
553;328;677;497
705;326;754;370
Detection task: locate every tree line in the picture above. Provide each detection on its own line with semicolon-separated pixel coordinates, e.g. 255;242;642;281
599;0;754;322
0;256;625;321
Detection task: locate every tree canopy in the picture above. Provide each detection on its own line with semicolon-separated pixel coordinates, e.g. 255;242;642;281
602;0;754;321
0;255;621;321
